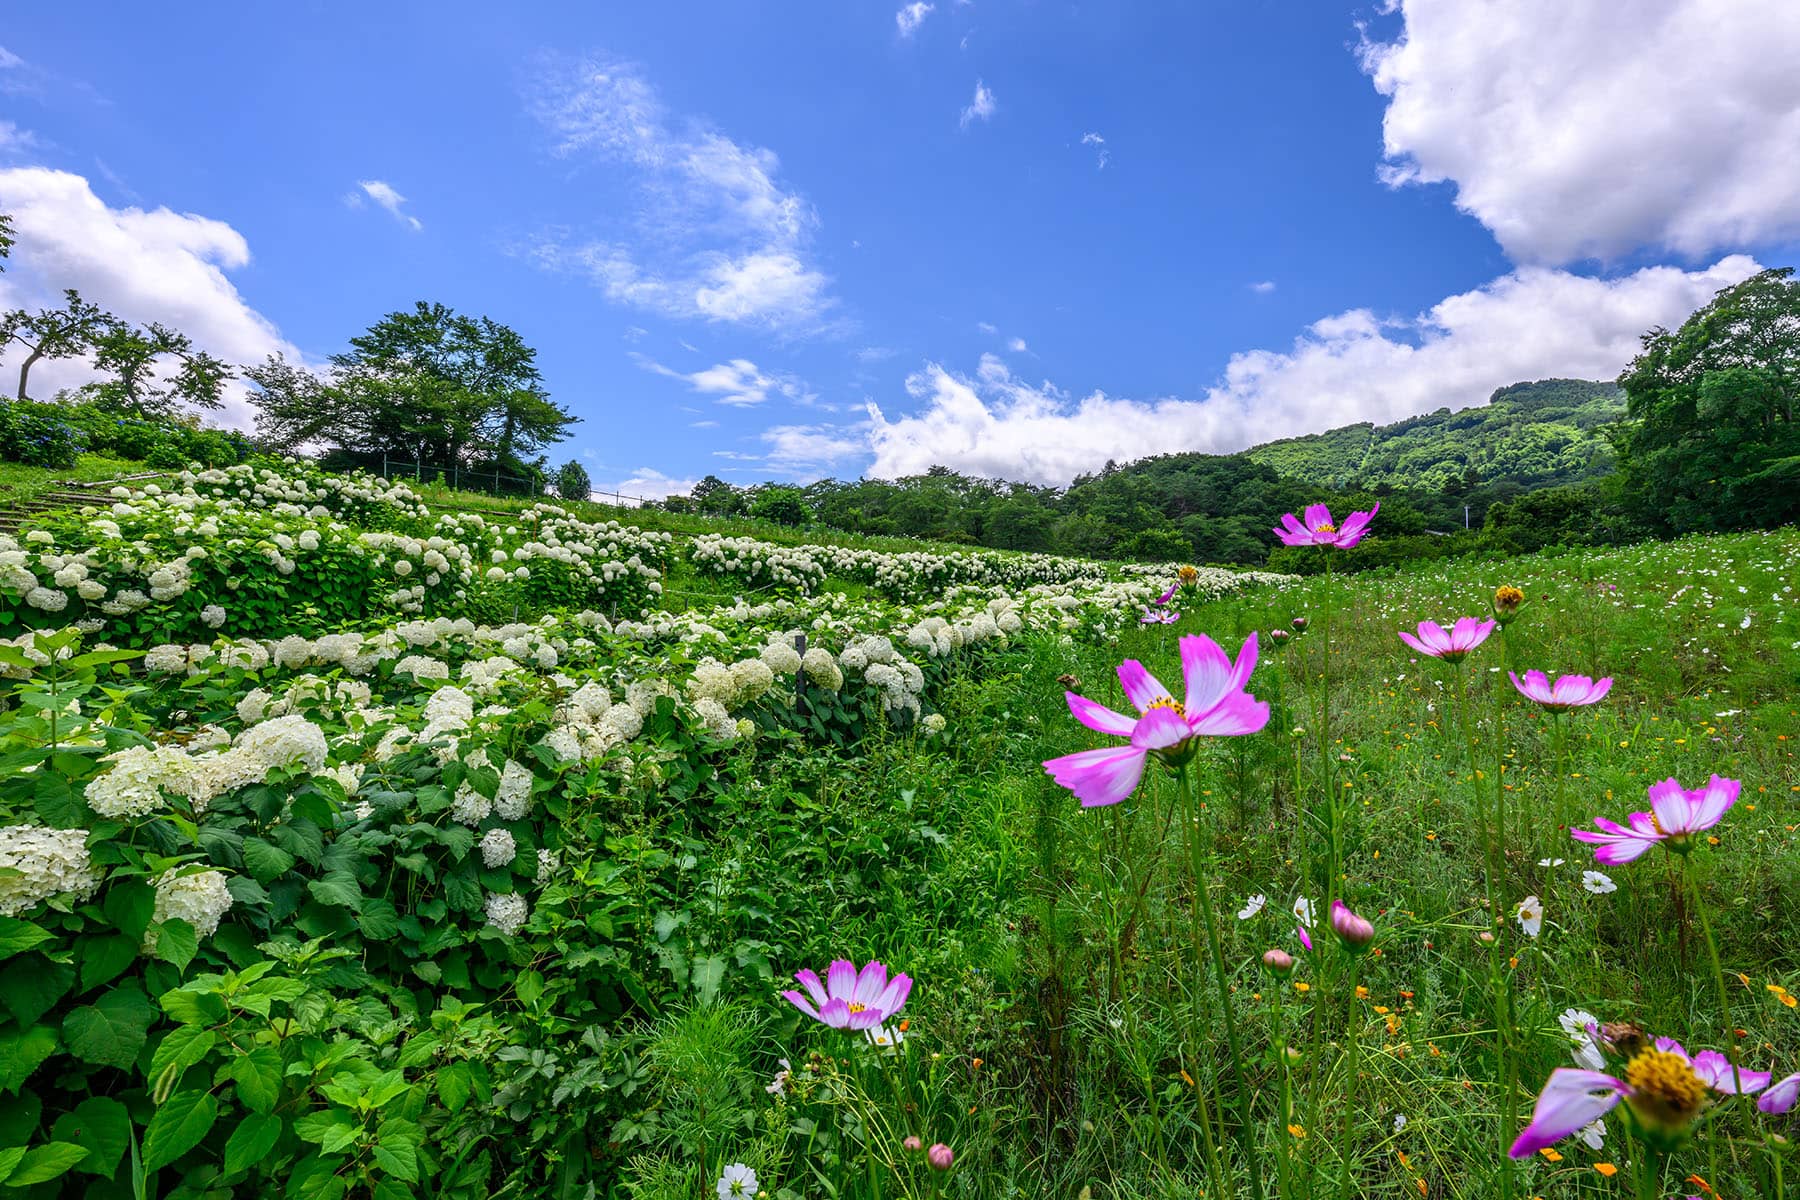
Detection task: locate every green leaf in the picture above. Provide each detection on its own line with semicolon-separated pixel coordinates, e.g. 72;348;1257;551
0;958;74;1026
101;881;156;940
50;1096;131;1178
151;920;199;972
371;1136;417;1184
141;1089;218;1173
355;897;399;940
222;1112;282;1177
305;874;362;913
0;918;51;960
158;987;228;1026
63;984;158;1070
78;934;140;993
233;1046;284;1114
690;955;726;1005
3;1142;89;1186
269;821;324;866
0;1025;57;1093
148;1025;216;1086
443;868;482;913
435;1061;471;1112
293;1110;358;1155
242;838;296;883
0;1153;20;1187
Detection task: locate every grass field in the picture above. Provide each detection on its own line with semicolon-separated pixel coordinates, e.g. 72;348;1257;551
0;461;1795;1199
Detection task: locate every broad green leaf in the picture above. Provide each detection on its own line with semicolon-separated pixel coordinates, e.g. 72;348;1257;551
691;956;727;1005
50;1096;130;1178
158;987;228;1026
78;933;140;993
3;1141;89;1186
305;874;362;913
63;985;158;1070
151;920;199;972
141;1089;217;1173
101;881;155;941
435;1061;471;1112
0;918;51;960
148;1024;216;1084
0;958;74;1026
233;1046;284;1114
355;897;399;939
0;1152;20;1186
0;1025;57;1093
242;838;296;883
371;1141;418;1184
222;1112;282;1177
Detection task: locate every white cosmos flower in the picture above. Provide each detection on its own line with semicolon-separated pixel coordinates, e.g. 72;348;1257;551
1292;896;1315;928
1579;1118;1606;1149
864;1023;907;1048
1537;857;1565;868
1515;895;1543;938
717;1163;758;1200
1238;894;1267;921
1582;871;1617;895
1560;1008;1606;1071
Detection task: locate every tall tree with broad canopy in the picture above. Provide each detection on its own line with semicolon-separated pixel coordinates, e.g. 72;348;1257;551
80;321;234;417
246;301;577;478
1;289;123;401
1614;267;1800;533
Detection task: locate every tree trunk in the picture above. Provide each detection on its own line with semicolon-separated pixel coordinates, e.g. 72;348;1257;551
16;345;43;401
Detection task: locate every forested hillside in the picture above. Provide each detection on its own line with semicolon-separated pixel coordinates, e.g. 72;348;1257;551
1244;378;1623;492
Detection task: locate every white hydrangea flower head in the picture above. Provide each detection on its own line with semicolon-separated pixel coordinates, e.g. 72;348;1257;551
236;714;329;774
480;827;517;868
0;825;100;916
145;869;234;950
450;784;493;827
485;891;529;936
494;760;535;821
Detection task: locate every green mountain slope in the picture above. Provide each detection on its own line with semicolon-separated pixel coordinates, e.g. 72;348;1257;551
1244;378;1624;492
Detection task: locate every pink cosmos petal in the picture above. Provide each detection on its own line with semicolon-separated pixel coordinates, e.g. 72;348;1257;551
817;998;854;1028
1156;582;1178;605
1179;634;1236;714
1758;1072;1800;1115
782;989;823;1020
1647;778;1692;834
846;1005;886;1031
794;968;828;1009
1655;1037;1689;1061
1571;816;1662;864
853;961;888;1007
1066;692;1136;737
1131;704;1193;751
1303;503;1334;531
872;972;912;1017
1188;689;1270;737
1509;1069;1631;1158
1296;924;1312;952
1043;745;1148;808
1692;1050;1770;1094
1117;660;1173;713
1689;775;1739;829
1415;621;1452;654
1397;629;1431;656
826;959;857;1004
1510;670;1552;703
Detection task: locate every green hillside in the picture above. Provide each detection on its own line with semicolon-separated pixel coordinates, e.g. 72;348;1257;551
1245;378;1624;492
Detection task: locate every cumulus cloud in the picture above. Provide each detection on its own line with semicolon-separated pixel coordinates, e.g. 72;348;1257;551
896;3;934;37
0;167;302;428
1007;336;1027;352
762;423;866;474
345;179;422;231
526;56;835;333
635;354;809;407
1361;0;1800;262
960;79;996;129
597;467;699;505
861;258;1759;484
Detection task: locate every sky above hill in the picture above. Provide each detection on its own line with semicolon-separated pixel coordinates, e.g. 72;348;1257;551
2;1;1798;497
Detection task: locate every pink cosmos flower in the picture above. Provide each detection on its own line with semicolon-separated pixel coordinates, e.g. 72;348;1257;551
1397;617;1496;663
1510;1038;1770;1157
783;959;911;1031
1154;582;1178;606
1571;775;1739;863
1140;607;1179;625
1760;1072;1800;1115
1043;634;1269;807
1273;502;1379;549
1329;899;1374;950
1508;670;1612;711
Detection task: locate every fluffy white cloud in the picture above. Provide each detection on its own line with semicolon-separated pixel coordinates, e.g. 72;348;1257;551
1007;336;1028;353
0;167;301;428
896;3;934;37
636;354;808;407
1362;0;1800;262
597;467;699;505
0;120;32;151
345;179;422;231
960;80;996;129
762;423;865;474
527;57;834;333
863;257;1759;484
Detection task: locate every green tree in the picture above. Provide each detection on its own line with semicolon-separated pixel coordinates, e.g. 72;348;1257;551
1;289;122;401
0;211;13;269
555;459;592;502
1614;268;1800;533
84;321;233;417
247;301;577;474
748;485;809;527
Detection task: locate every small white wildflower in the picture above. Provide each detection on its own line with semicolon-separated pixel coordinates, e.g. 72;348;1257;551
1582;870;1617;895
1515;895;1543;938
1237;894;1266;921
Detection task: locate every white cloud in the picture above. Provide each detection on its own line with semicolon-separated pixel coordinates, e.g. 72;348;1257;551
0;120;33;152
1361;0;1800;262
975;320;997;335
762;423;865;474
0;167;303;428
960;79;996;129
0;46;23;70
896;3;934;37
345;179;422;232
1250;280;1276;294
527;56;835;333
862;257;1759;484
1081;131;1109;169
1007;336;1027;352
635;354;808;407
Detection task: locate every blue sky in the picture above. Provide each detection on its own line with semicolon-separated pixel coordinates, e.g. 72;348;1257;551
3;2;1797;495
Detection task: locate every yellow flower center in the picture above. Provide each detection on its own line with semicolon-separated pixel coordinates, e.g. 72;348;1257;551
847;1001;867;1014
1145;696;1187;718
1623;1048;1707;1132
1313;522;1337;534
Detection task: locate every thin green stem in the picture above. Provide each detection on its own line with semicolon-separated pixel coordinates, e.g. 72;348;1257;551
1338;956;1360;1200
